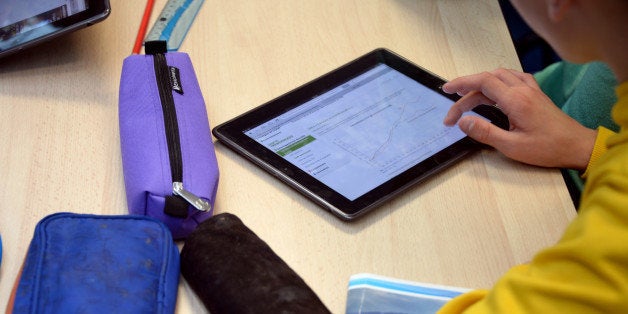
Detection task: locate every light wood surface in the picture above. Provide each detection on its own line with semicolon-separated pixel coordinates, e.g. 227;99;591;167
0;1;576;312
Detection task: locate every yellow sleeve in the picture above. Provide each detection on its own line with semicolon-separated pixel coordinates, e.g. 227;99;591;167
437;289;489;313
582;126;615;178
438;186;628;313
437;129;628;313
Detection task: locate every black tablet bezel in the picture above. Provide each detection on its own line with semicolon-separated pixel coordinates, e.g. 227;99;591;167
0;0;111;58
212;48;508;220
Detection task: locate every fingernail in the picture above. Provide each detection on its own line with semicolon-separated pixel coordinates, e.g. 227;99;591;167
442;83;451;93
459;119;474;132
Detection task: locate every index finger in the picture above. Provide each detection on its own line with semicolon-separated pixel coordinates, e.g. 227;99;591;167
443;72;515;115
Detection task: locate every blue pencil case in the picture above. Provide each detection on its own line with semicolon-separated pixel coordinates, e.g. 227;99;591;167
9;213;180;314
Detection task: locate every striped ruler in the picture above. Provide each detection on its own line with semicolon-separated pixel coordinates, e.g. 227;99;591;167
145;0;205;51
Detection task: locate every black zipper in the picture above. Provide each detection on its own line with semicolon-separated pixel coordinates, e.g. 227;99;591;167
153;52;184;184
146;41;210;216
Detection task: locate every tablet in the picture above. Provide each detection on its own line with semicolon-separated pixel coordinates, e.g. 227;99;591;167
212;48;508;220
0;0;111;58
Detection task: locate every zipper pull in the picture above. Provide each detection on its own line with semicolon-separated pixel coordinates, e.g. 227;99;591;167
173;182;211;212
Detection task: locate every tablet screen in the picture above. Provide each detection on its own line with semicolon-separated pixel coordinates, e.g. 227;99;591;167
244;63;477;200
213;48;508;220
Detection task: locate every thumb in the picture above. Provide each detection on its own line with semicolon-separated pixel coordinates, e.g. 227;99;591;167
458;116;509;148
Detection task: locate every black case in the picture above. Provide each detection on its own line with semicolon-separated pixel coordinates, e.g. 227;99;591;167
180;213;330;314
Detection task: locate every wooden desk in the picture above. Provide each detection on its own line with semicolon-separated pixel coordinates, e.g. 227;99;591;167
0;1;576;312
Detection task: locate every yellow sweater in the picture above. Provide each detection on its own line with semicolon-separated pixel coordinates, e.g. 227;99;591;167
438;81;628;313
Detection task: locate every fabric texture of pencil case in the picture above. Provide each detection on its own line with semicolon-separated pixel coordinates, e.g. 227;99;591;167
9;212;180;314
119;41;219;239
180;213;331;313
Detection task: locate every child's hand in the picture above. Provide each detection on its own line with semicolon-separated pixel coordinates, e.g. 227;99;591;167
443;68;597;170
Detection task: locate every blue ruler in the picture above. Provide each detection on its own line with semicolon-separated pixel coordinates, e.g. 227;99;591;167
145;0;205;51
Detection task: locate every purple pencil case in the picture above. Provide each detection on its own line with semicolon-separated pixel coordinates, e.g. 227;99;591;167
119;41;219;239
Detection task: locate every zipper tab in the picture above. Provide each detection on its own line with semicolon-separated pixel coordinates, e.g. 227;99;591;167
173;182;211;212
